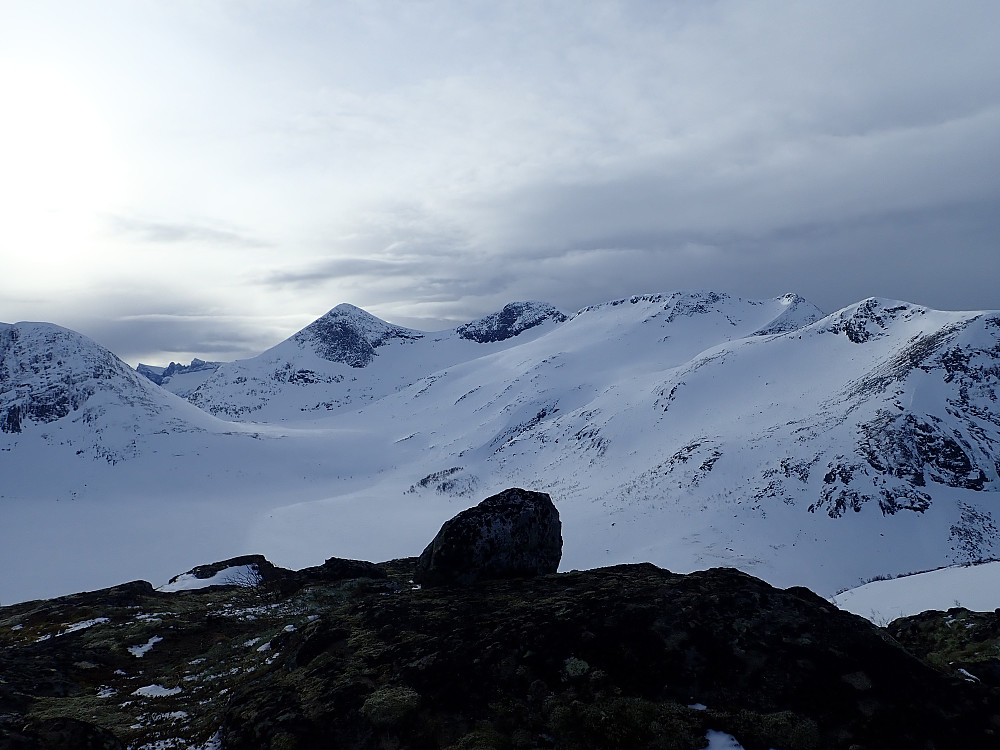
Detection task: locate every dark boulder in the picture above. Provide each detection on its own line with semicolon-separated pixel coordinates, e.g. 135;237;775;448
414;487;562;586
298;556;387;582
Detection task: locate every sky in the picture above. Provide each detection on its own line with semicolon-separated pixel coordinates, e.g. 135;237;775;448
1;0;998;366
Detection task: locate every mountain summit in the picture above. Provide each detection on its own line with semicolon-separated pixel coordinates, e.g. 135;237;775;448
291;303;424;367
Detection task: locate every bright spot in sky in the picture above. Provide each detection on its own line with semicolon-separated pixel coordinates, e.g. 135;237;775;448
0;63;126;283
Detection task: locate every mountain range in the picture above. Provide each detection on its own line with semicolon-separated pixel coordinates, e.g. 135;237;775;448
2;291;999;606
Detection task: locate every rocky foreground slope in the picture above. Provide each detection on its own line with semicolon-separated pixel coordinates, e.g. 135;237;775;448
1;556;999;750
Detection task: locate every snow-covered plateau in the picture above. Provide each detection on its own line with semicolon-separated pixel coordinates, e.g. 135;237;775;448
2;291;999;608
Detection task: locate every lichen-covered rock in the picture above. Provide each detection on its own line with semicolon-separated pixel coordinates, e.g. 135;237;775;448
17;717;125;750
414;488;562;586
3;559;1000;749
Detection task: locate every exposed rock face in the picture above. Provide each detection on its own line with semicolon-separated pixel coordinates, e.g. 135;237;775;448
159;555;386;593
0;323;158;435
293;304;423;368
414;488;562;586
13;717;125;750
456;301;567;343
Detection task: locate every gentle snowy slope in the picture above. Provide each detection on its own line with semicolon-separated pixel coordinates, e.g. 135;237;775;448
833;561;1000;623
2;291;999;606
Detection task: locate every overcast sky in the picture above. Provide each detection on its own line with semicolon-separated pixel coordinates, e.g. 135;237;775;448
1;1;998;365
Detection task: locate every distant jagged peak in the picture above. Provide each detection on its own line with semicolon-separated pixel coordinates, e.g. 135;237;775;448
137;358;222;385
292;303;424;367
456;301;568;343
778;292;809;306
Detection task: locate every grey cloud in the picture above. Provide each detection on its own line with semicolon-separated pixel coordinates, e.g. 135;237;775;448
77;313;278;368
9;0;1000;366
108;216;269;249
261;257;422;288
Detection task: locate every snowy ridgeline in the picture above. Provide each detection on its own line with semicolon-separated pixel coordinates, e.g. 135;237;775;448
1;290;1000;607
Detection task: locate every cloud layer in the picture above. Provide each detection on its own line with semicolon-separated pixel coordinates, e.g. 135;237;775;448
1;1;998;364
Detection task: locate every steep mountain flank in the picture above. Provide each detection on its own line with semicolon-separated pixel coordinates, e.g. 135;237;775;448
0;323;220;463
0;323;156;435
291;303;424;368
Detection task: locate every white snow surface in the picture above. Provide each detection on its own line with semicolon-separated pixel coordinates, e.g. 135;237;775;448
833;561;1000;623
2;291;1000;606
704;730;774;750
133;684;182;698
129;635;164;657
54;617;110;636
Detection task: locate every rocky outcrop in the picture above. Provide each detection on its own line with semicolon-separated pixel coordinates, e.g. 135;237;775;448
414;488;563;586
3;559;999;749
889;606;1000;689
456;302;567;343
159;555;386;593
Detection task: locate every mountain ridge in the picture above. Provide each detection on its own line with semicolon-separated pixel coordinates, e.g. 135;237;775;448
2;290;999;605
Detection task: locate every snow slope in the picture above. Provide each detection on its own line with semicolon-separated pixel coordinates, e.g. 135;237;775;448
245;293;998;597
832;561;1000;623
2;291;999;607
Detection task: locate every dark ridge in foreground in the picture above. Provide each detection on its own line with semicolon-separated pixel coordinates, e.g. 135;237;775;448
1;559;998;749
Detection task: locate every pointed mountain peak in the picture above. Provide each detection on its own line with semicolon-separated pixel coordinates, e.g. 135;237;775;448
293;303;423;367
456;301;567;343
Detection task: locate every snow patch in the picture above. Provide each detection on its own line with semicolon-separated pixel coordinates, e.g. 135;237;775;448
133;684;182;698
159;564;260;592
58;617;110;635
129;635;164;657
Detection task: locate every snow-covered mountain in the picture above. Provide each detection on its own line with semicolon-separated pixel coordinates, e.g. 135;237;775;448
2;291;999;607
0;322;229;462
185;301;566;420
